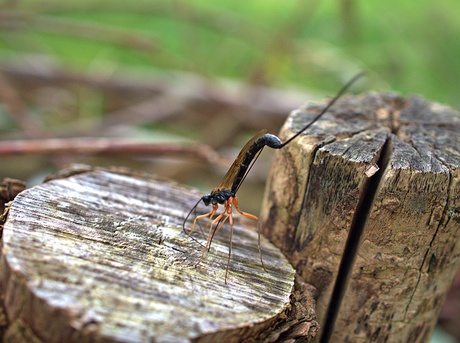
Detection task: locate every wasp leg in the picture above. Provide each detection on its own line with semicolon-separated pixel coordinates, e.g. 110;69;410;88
181;204;218;245
206;201;234;284
196;208;228;266
224;202;234;284
231;197;267;272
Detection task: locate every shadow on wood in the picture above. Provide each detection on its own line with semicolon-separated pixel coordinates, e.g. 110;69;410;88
0;167;318;342
261;92;460;343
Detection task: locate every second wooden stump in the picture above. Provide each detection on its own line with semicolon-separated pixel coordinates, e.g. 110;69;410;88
261;92;460;343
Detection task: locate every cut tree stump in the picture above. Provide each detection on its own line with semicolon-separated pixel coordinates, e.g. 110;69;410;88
261;92;460;343
0;167;319;343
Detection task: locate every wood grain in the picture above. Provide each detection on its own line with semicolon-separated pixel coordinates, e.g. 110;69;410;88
0;169;318;342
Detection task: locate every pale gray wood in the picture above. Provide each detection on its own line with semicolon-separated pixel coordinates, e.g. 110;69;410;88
261;92;460;343
0;169;318;342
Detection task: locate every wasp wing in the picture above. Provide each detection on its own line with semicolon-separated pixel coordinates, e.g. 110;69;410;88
214;129;267;192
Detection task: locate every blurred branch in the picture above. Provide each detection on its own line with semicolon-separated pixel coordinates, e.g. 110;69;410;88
341;0;358;41
0;71;47;138
35;15;158;51
0;63;165;94
0;10;158;51
101;95;186;128
1;63;308;124
0;137;224;165
0;62;311;148
19;1;270;48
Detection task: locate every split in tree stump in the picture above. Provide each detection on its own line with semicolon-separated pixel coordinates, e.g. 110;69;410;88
261;92;460;343
0;168;319;342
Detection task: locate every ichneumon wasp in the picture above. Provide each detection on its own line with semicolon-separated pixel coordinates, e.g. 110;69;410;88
183;73;365;283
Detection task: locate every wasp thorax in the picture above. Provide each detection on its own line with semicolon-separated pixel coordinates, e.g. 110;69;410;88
205;189;233;205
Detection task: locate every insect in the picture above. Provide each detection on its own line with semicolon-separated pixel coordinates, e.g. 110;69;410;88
183;73;364;283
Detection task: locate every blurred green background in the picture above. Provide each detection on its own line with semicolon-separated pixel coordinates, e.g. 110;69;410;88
1;0;459;180
1;0;459;192
1;1;459;342
3;0;460;102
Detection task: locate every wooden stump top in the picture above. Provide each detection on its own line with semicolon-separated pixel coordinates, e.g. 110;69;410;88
261;92;460;343
0;169;315;342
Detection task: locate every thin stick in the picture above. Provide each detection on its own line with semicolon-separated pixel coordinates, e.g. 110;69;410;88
0;138;222;164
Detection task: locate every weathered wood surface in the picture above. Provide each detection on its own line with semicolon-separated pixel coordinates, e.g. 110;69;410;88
0;178;26;215
0;168;319;343
261;92;460;343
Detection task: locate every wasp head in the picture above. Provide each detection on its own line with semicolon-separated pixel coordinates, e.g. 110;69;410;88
202;194;213;206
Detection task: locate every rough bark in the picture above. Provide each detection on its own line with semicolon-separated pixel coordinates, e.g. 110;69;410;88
0;167;319;342
261;92;460;343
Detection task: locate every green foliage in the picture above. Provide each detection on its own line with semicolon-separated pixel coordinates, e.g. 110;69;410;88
1;0;459;106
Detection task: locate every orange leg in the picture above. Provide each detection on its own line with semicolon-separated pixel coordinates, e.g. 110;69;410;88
209;201;232;244
195;201;235;284
196;208;228;266
230;197;267;272
188;198;267;283
224;202;234;284
181;204;218;245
